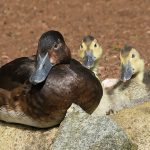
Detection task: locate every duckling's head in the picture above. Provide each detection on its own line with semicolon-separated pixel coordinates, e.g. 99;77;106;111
120;45;144;82
30;30;71;85
79;35;102;69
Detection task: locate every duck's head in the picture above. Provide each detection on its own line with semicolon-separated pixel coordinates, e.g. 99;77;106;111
79;35;102;69
120;45;144;82
30;30;71;85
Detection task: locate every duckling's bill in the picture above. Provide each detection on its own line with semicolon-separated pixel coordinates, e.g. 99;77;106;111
30;52;53;85
120;61;133;82
83;50;96;69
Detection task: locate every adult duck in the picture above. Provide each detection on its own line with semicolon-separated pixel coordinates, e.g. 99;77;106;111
93;45;150;116
0;30;103;128
78;35;103;76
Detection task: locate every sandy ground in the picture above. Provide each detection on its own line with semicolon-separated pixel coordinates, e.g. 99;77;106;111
112;102;150;150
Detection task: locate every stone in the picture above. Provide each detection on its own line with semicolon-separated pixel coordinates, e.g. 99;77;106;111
51;104;137;150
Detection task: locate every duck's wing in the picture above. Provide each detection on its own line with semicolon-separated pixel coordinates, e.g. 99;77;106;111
0;56;35;90
69;59;103;113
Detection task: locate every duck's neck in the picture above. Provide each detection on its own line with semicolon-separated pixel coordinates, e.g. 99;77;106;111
91;59;100;75
134;71;144;83
133;61;144;83
62;46;72;64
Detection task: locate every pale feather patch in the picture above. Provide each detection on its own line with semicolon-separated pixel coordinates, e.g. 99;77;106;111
102;78;119;88
0;107;57;128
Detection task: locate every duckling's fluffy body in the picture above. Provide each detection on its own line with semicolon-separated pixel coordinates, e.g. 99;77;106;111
94;78;149;116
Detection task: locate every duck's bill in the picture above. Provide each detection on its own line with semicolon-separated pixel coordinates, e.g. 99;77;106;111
120;62;133;82
30;53;53;85
83;51;95;69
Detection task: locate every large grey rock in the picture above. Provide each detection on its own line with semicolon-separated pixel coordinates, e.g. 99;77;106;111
51;104;137;150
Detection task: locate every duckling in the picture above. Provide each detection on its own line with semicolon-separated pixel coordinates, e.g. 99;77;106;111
93;45;150;116
79;35;103;76
79;35;119;86
0;30;103;128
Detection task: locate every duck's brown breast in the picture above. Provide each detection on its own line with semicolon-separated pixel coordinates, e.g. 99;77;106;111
20;59;102;125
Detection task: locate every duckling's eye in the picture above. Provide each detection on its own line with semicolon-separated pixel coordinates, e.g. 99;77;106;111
94;44;97;48
132;54;135;58
80;44;83;49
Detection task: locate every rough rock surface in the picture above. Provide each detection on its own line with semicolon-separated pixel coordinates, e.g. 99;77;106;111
0;122;58;150
112;101;150;150
51;104;137;150
2;102;148;150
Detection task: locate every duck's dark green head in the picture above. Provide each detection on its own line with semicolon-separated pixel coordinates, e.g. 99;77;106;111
30;30;71;85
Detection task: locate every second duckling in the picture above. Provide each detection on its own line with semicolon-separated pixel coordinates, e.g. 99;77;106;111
93;45;150;115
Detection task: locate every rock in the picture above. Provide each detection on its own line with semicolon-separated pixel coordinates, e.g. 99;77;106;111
0;122;58;150
51;104;137;150
112;101;150;150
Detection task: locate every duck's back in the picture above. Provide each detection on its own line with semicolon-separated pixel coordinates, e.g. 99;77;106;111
0;56;35;90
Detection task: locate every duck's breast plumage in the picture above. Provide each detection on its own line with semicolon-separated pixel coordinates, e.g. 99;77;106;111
19;59;102;127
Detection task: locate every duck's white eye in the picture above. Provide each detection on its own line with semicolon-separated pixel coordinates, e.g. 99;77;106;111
94;43;97;48
54;44;58;48
131;54;135;58
54;43;59;49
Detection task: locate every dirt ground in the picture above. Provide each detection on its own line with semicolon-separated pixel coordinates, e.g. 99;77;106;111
112;102;150;150
0;0;150;80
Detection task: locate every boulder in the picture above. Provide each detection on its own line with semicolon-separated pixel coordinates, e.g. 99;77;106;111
51;104;137;150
